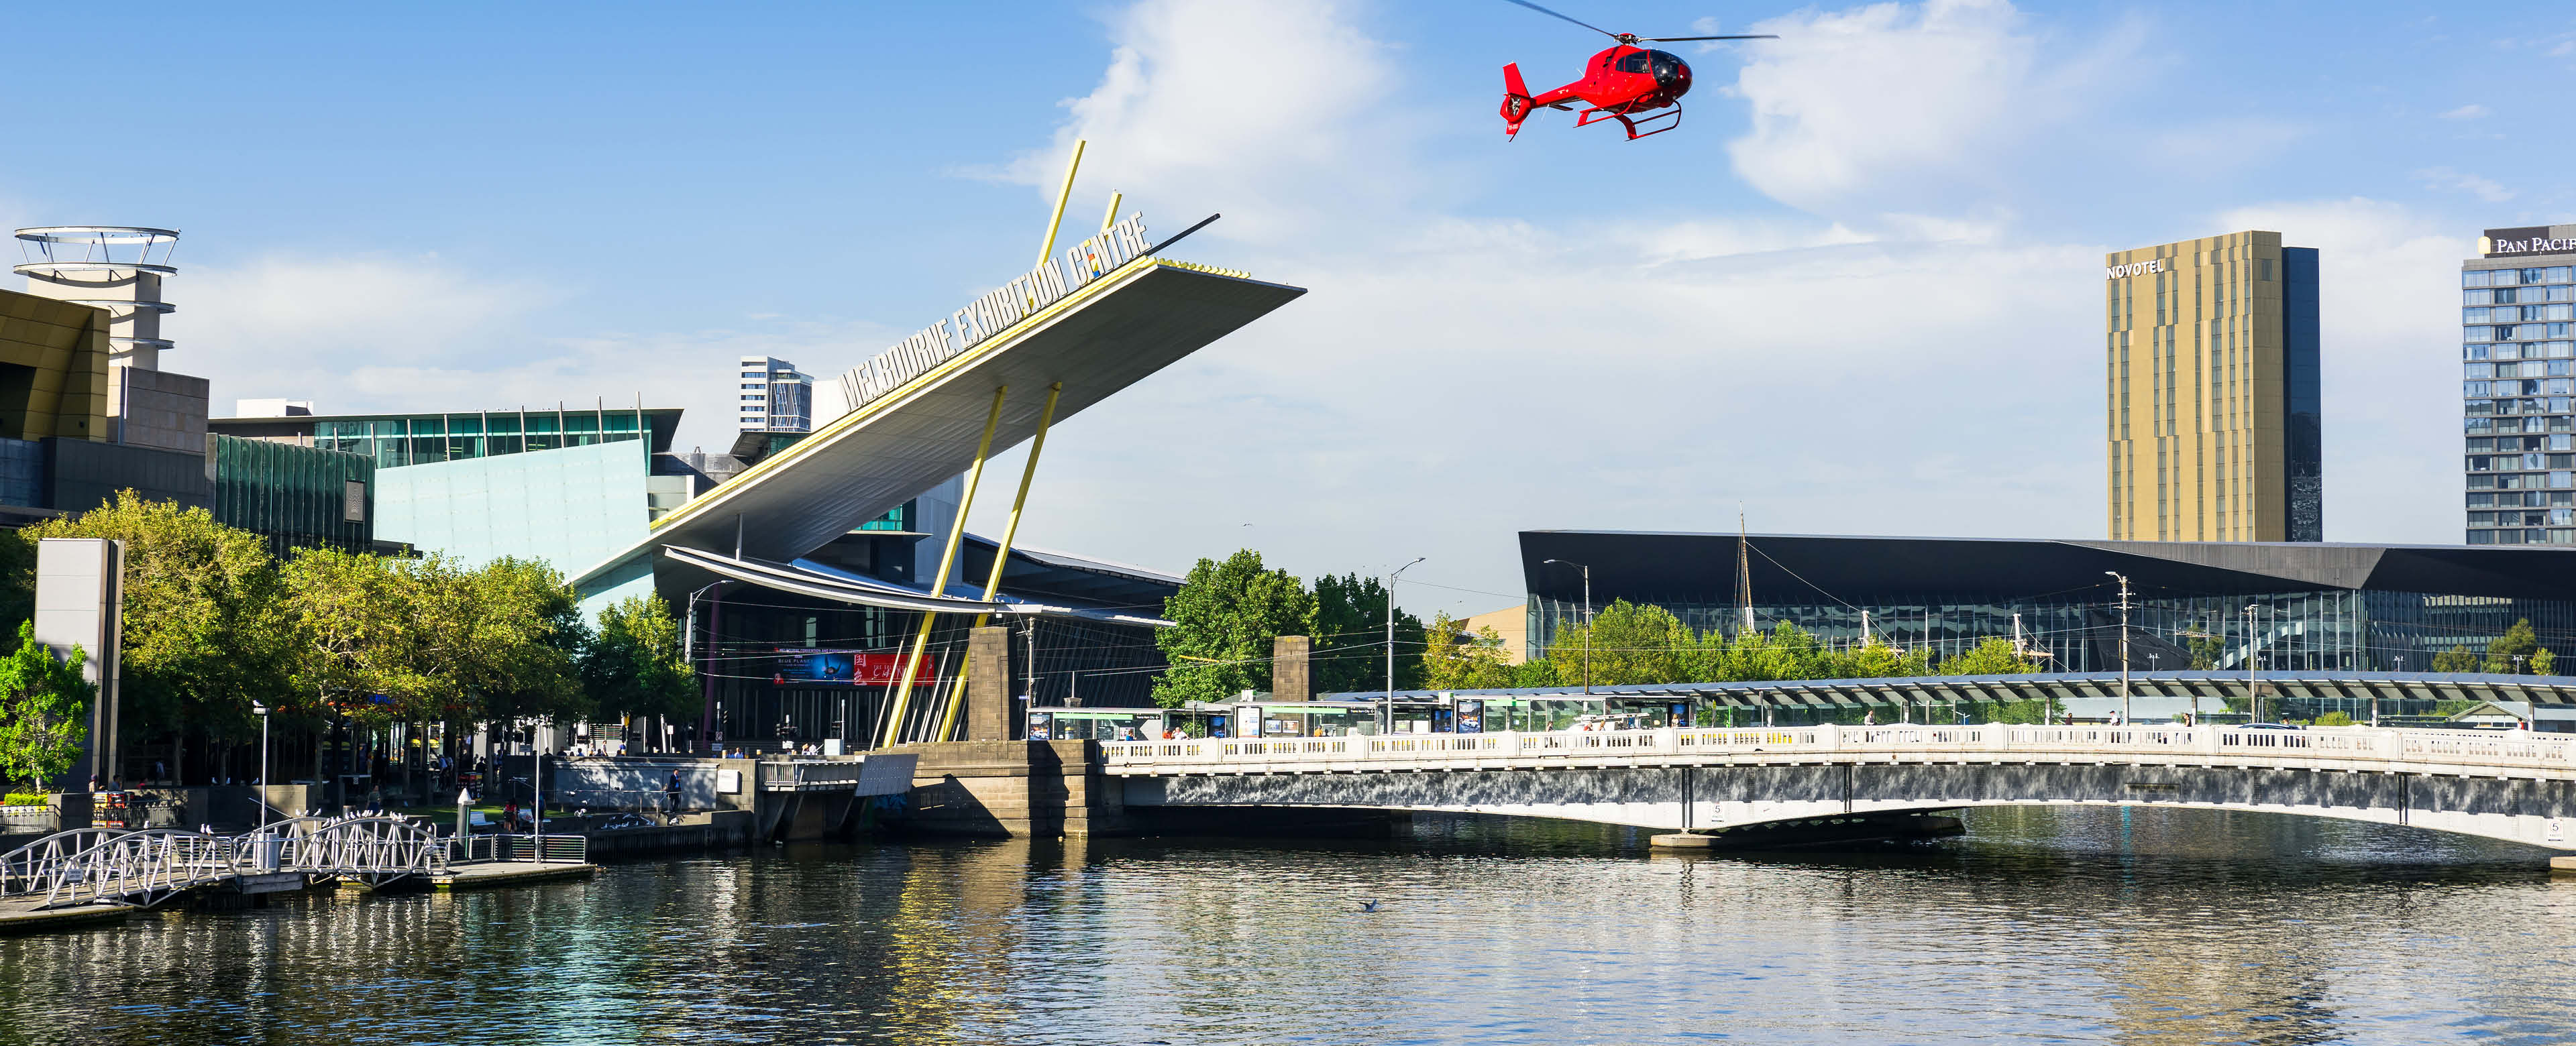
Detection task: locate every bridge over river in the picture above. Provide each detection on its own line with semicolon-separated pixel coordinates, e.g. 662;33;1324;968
1102;722;2576;854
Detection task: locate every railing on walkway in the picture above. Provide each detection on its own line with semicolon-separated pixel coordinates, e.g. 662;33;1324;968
446;833;588;866
1100;723;2576;776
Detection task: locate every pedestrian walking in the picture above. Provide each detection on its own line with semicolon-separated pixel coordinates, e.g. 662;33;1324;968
665;769;684;815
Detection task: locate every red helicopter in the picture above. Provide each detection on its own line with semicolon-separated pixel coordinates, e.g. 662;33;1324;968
1499;0;1776;141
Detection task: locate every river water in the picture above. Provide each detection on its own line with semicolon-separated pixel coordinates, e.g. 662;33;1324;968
2;808;2572;1045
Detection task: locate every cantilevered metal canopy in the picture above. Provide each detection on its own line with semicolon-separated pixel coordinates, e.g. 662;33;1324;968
659;544;1173;627
570;258;1304;591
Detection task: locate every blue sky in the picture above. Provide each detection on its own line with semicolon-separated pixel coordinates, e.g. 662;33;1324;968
5;1;2574;618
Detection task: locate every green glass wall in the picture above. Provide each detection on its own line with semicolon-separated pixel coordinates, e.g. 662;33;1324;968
311;407;650;468
211;434;374;557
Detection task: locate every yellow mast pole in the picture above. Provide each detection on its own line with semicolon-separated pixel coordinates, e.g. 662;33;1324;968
1035;140;1086;268
881;384;1007;748
937;381;1064;741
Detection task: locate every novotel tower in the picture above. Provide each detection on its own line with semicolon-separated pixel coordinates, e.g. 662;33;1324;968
2461;224;2576;546
2104;230;2322;542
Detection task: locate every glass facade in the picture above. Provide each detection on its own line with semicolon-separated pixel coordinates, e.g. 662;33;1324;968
2104;232;2319;542
0;437;42;508
2461;257;2576;545
738;356;814;433
310;407;654;469
211;434;374;557
1529;589;2576;675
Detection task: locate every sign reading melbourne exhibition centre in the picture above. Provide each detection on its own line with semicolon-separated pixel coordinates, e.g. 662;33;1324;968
837;213;1154;412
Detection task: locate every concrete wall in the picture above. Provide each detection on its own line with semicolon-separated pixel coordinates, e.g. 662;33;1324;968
34;538;118;791
900;740;1123;837
108;366;207;453
549;757;756;813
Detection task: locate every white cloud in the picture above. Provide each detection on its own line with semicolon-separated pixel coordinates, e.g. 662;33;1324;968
2412;166;2513;202
1721;0;2142;220
995;0;1426;246
2439;103;2491;120
2212;198;2470;544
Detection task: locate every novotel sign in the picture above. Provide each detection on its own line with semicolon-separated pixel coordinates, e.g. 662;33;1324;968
2103;257;2167;280
837;213;1156;412
2481;226;2576;258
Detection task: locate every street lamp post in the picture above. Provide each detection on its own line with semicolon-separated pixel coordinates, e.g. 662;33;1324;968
2105;572;2131;725
2244;603;2271;724
250;701;272;831
1542;559;1593;697
1387;557;1425;731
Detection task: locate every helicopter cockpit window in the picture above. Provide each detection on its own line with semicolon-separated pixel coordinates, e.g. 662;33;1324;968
1615;51;1650;74
1648;50;1686;84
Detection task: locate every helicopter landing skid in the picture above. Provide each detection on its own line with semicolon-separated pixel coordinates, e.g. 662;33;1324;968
1574;101;1682;140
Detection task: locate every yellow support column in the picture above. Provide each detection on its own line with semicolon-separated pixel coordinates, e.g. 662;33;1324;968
937;382;1064;741
881;384;1008;748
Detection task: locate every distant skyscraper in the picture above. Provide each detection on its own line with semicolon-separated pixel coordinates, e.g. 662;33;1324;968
2104;230;2320;542
737;355;813;432
2461;224;2576;546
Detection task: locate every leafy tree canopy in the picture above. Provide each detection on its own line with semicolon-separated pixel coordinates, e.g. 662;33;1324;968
1153;550;1314;709
1309;573;1424;695
0;622;94;792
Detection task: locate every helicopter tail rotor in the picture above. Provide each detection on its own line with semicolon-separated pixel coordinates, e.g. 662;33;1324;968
1501;62;1533;139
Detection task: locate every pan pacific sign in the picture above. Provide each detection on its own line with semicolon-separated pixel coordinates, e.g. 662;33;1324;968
837;214;1153;413
2481;226;2576;258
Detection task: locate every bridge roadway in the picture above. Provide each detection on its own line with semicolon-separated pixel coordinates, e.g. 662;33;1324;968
1103;724;2576;850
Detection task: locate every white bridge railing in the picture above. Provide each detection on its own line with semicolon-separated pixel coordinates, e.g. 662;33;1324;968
1100;724;2576;776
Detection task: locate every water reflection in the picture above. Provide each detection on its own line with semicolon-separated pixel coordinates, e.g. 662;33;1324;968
0;807;2570;1045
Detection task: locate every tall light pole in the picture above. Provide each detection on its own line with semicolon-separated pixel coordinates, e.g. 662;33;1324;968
1387;557;1425;711
2244;603;2268;724
1543;559;1592;697
251;701;272;830
2105;572;2131;725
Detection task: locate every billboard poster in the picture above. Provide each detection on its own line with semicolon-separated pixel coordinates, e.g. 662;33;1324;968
1026;712;1053;741
773;648;935;687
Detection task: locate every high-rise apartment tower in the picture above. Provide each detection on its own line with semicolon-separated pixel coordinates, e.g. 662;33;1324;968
737;355;813;432
2461;223;2576;546
2104;230;2321;542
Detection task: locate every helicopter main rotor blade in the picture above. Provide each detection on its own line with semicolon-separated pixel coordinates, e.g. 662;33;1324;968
1639;34;1780;42
1500;0;1620;40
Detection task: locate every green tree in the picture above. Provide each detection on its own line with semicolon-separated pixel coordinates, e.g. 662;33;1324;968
17;492;292;781
1308;573;1424;694
1153;550;1316;708
462;557;592;728
1942;636;2039;676
1714;622;1827;682
1828;640;1932;679
2180;621;2226;671
0;622;95;792
2536;647;2557;676
1544;600;1703;686
2485;618;2542;674
2431;645;2479;673
1422;612;1515;691
584;593;694;722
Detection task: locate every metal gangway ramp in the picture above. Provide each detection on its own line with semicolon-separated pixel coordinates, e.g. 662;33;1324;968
0;816;448;911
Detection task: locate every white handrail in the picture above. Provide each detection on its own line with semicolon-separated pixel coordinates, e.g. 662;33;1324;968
1097;724;2576;776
